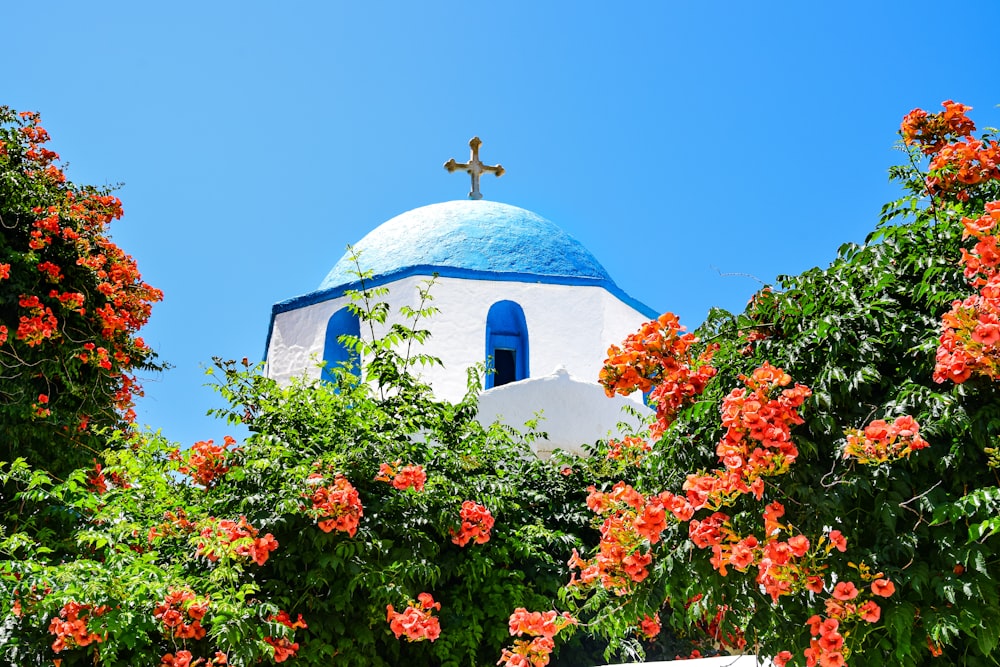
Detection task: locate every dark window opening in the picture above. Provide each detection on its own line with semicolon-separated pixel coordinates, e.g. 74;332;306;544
493;348;517;387
485;300;529;390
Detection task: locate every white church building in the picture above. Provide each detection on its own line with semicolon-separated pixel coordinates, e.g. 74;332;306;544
262;141;774;667
263;138;657;456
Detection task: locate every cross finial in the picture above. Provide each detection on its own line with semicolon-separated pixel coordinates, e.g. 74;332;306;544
444;137;504;200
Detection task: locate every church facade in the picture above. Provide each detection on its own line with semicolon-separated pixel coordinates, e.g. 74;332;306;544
263;142;658;456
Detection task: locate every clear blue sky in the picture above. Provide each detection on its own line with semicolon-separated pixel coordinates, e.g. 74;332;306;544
7;1;998;447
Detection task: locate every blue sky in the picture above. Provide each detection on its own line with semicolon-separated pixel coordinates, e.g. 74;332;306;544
6;1;998;446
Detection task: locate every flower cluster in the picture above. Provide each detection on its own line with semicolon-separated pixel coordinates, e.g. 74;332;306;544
154;589;209;640
685;363;811;510
375;461;427;491
935;201;1000;383
304;473;364;536
48;601;106;653
263;636;299;663
900;102;1000;384
843;415;929;464
173;436;237;488
901;100;976;155
688;501;816;603
498;608;577;667
900;100;1000;200
148;508;196;542
195;516;278;565
570;482;690;594
450;500;494;546
0;108;163;431
86;461;129;494
927;136;1000;197
772;573;895;667
16;293;59;347
33;392;51;418
600;312;718;437
689;603;746;653
386;593;441;642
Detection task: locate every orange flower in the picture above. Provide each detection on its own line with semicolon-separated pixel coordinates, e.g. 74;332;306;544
832;581;859;601
638;613;660;639
871;578;895;597
263;637;299;662
859;600;881;623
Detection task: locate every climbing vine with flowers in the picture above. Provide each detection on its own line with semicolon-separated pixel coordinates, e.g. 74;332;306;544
550;101;1000;666
0;106;163;478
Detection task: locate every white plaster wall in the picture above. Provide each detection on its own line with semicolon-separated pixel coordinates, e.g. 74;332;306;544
266;276;653;403
476;367;652;457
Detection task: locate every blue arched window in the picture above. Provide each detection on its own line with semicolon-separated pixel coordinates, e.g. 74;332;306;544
322;307;361;382
485;300;528;389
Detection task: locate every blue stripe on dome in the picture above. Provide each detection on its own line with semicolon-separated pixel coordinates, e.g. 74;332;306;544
318;200;613;291
262;200;659;360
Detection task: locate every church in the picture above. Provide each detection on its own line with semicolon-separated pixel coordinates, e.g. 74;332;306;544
263;138;657;456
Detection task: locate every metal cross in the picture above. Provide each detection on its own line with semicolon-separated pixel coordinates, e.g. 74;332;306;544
444;137;504;200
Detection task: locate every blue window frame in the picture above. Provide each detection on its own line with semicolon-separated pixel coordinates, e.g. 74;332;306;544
485;300;528;388
322;307;360;382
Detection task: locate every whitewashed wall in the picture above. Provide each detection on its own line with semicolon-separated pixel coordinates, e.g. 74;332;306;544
477;367;651;456
266;275;653;403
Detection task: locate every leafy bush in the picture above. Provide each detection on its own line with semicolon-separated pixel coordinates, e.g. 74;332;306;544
565;101;1000;666
1;275;633;666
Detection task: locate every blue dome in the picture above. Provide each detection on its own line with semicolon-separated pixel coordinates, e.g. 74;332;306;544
318;200;613;290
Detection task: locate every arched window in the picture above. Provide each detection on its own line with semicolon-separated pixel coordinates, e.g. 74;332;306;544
485;300;528;389
322;307;360;382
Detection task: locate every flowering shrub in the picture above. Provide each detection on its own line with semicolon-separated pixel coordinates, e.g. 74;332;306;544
0;107;162;477
550;101;1000;665
0;278;613;666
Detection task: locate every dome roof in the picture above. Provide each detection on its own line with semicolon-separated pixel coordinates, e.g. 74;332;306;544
318;200;613;290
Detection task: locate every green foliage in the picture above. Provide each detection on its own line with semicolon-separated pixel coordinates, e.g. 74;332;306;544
583;133;1000;664
0;272;617;666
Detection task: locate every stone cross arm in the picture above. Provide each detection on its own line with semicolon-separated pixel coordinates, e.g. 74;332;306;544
444;136;504;200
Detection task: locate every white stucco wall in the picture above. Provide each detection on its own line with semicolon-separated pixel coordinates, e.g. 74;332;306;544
477;367;651;456
266;275;653;403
